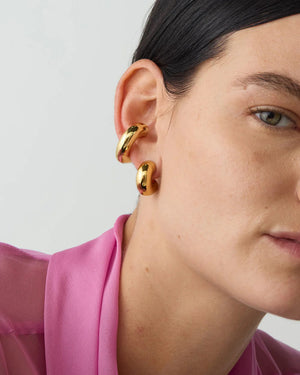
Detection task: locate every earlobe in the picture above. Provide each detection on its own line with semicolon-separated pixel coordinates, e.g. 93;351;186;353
114;59;165;139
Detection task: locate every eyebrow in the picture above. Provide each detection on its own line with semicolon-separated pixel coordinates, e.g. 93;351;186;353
232;72;300;101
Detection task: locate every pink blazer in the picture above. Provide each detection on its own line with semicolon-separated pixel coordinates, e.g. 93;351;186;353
0;213;299;374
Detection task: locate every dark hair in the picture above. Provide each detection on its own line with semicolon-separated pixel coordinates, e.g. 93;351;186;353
132;0;300;97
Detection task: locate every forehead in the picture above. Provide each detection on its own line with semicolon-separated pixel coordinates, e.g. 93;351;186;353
182;14;300;104
222;14;300;72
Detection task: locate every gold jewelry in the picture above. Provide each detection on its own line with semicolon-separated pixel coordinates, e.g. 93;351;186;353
116;124;158;196
116;123;148;163
136;161;158;196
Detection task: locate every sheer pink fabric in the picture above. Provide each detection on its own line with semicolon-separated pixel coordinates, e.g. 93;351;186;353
0;243;49;374
0;213;299;374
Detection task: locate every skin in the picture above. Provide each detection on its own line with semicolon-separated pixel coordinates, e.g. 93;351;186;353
114;14;300;375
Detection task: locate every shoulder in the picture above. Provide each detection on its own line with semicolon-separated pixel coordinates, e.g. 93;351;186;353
0;240;51;261
254;328;300;374
0;241;50;334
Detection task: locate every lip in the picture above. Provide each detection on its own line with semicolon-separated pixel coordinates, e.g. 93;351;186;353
266;234;300;259
268;231;300;243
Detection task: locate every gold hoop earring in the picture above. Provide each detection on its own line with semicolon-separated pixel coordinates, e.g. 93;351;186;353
115;123;158;196
136;161;158;196
116;123;148;163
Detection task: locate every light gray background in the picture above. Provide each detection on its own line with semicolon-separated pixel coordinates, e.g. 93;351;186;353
0;0;299;350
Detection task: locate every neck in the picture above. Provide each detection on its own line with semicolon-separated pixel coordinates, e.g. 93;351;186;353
117;208;265;375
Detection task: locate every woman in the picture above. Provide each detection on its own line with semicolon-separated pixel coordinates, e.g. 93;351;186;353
0;1;300;374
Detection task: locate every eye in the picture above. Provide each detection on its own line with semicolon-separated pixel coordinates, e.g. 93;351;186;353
251;108;296;131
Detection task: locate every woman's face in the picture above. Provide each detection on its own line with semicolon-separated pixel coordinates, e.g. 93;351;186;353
155;14;300;319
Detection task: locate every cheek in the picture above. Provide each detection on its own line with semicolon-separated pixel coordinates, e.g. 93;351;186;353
159;114;272;239
156;105;289;287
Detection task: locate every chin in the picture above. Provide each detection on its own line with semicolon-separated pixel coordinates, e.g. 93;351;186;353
260;302;300;321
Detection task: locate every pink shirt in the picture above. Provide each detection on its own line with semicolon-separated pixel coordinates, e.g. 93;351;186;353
0;213;299;374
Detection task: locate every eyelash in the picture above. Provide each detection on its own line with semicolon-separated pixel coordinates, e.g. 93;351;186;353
250;107;297;132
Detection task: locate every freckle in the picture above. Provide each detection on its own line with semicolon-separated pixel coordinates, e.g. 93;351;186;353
177;234;181;239
136;325;145;335
264;206;268;209
252;151;265;165
145;267;149;273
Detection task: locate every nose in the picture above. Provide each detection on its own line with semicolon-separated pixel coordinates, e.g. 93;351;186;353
296;177;300;202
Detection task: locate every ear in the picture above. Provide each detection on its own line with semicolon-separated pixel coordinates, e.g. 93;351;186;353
114;59;170;173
